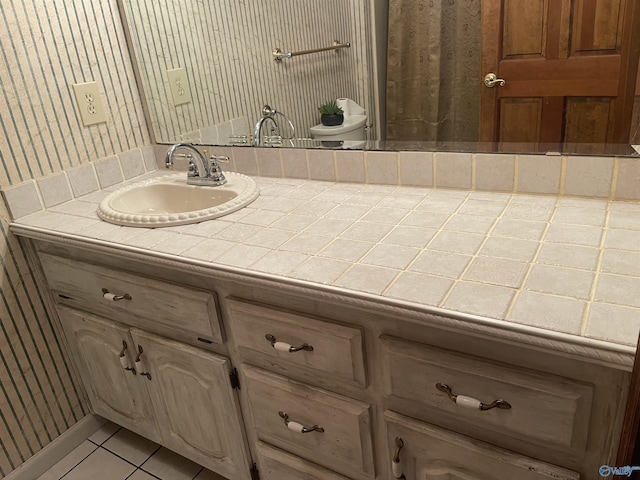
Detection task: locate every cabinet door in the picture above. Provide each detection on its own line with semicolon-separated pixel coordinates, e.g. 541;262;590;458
385;410;579;480
130;329;251;480
58;308;160;442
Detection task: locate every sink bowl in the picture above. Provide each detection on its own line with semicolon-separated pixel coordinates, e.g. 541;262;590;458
97;172;259;227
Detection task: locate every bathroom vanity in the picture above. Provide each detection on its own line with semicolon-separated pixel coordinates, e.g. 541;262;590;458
12;174;635;480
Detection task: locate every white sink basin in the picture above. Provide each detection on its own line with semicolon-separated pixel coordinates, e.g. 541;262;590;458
97;172;259;227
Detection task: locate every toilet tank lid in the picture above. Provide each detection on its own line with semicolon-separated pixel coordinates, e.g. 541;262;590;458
310;115;367;134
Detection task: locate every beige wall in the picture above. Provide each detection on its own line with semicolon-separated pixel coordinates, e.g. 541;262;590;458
0;0;150;476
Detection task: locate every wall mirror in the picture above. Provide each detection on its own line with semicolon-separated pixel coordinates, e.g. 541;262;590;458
118;0;640;156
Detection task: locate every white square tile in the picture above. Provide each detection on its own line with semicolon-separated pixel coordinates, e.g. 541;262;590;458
238;209;286;226
415;196;466;214
409;250;472;278
586;303;640;345
474;154;515;191
326;204;372;221
141;448;202;480
517;155;561;194
262;197;307;213
335;264;399;294
382;226;437;248
103;428;159;466
37;441;97;480
361;244;420;269
365;151;398;185
308;150;336;181
601;249;640;277
93;156;124;188
244;228;295;249
479;237;540;262
63;447;136;480
293;200;338;217
291;257;351;284
428;231;485;255
361;207;408;224
89;422;120;445
215;245;270;267
605;228;640;251
595;274;640;308
256;149;283;177
545;224;602;247
270;214;317;232
443;214;496;234
553;206;606;226
399;151;433;186
458;199;506;216
233;148;258;175
509;292;585;334
154;234;204;255
435;152;472;189
194;468;227;480
385;272;453;305
608;210;640;231
463;257;528;288
66;164;100;197
250;250;310;275
345;192;387;206
491;218;547;241
2;181;43;219
525;264;594;299
216;224;262;242
319;239;375;262
119;150;146;180
336;150;365;183
564;156;614;198
127;470;158;480
340;222;394;242
281;149;309;179
536;243;599;270
181;238;235;262
615;158;640;200
400;211;451;229
142;146;159;172
503;202;555;221
378;194;424;210
442;282;516;318
280;233;333;254
305;217;353;236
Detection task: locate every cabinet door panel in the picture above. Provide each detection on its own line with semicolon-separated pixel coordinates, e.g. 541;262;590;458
130;329;250;480
385;410;579;480
58;308;160;442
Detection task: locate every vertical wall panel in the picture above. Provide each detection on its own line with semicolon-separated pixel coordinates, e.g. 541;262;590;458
0;1;152;476
122;0;374;144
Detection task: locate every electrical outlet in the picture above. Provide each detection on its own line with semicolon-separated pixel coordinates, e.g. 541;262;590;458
72;81;107;126
166;67;191;106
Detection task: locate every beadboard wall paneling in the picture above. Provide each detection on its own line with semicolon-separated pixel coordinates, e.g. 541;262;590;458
0;0;150;189
122;0;374;143
0;1;151;476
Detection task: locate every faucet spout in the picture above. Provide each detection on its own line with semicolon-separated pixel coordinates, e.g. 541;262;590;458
165;142;209;177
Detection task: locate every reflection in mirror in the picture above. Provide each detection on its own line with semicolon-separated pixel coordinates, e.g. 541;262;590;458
120;0;640;156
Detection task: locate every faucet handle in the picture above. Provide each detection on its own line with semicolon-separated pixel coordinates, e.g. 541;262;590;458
210;155;229;163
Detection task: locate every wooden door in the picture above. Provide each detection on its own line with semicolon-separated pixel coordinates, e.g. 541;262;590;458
385;410;579;480
130;329;251;480
58;308;160;442
480;0;640;153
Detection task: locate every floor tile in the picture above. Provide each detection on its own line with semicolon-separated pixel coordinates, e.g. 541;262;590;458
62;447;135;480
89;422;121;445
103;428;159;466
193;468;227;480
141;448;202;480
37;441;97;480
127;470;158;480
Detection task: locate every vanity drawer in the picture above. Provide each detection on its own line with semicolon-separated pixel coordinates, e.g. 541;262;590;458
256;442;352;480
226;299;366;387
380;336;593;454
385;410;579;480
40;253;223;344
243;366;374;479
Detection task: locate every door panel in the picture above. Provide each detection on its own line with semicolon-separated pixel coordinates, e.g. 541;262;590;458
58;308;160;442
503;0;546;58
130;329;250;480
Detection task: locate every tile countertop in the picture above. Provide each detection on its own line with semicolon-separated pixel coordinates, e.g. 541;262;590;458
11;172;640;349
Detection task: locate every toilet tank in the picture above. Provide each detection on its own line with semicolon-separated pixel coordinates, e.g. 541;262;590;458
310;115;367;141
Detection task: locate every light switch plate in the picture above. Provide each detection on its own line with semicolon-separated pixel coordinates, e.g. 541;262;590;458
166;67;191;106
72;81;107;126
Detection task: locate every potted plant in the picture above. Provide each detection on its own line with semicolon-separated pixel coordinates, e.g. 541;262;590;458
318;100;344;126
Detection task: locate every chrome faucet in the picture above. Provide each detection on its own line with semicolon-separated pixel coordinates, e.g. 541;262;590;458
165;143;228;186
253;105;280;146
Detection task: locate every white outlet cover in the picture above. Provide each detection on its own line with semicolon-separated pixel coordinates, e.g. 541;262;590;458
72;81;107;126
166;67;192;106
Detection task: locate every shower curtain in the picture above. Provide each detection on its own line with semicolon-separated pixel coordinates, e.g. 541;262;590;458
386;0;482;144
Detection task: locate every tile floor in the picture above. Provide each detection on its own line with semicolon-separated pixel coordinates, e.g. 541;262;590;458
38;423;226;480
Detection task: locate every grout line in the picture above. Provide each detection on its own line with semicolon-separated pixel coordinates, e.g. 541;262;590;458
609;157;619;201
558;155;567;196
59;447;101;480
512;154;519;194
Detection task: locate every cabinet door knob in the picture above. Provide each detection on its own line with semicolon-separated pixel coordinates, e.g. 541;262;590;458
392;437;406;479
265;334;313;353
278;411;324;433
134;344;152;380
118;340;136;375
102;288;132;302
435;383;511;411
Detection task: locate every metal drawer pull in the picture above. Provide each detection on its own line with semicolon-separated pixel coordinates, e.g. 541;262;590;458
135;345;152;380
102;288;132;302
118;340;136;375
265;334;313;353
436;383;511;411
392;437;406;479
278;411;324;433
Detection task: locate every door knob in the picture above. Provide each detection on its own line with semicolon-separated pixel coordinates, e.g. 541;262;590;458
484;73;506;88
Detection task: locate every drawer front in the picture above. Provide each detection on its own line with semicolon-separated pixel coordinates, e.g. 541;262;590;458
385;410;579;480
243;366;374;479
380;336;593;453
256;442;352;480
40;253;223;343
226;299;366;387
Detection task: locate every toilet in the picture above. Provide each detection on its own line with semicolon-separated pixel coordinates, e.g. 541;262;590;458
310;98;367;144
